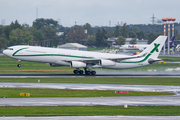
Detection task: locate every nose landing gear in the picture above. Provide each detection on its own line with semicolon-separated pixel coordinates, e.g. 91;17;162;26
17;60;21;67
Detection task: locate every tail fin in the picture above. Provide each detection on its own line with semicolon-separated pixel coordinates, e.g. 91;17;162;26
165;36;175;47
170;36;175;46
138;36;167;59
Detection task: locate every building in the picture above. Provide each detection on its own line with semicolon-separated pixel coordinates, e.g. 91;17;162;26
1;19;5;25
58;43;87;51
107;37;148;47
125;38;148;45
107;37;117;47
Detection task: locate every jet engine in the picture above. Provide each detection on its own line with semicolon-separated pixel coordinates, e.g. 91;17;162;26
70;61;86;68
99;59;116;66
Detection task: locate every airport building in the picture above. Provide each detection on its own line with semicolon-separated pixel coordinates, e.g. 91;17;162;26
107;37;148;47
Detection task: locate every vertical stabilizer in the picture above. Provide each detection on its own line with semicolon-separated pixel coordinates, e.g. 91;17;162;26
138;36;167;59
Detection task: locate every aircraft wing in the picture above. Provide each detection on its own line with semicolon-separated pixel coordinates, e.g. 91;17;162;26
65;53;146;63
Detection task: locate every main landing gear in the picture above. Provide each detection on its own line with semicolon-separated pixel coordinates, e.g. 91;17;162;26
17;60;21;67
73;69;96;75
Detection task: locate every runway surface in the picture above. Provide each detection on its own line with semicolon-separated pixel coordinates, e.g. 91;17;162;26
1;116;180;120
0;96;180;106
0;72;180;77
0;83;180;106
1;83;180;94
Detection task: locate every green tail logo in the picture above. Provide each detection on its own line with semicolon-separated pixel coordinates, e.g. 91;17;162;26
150;43;160;53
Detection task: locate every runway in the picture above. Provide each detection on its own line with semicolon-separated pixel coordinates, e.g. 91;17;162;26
0;72;180;77
0;96;180;106
0;83;180;106
0;72;180;117
1;83;180;94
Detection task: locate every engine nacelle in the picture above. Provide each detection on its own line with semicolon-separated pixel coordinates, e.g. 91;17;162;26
70;61;86;68
99;59;116;66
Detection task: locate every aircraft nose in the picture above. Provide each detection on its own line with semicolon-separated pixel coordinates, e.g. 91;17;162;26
3;49;7;55
3;50;11;57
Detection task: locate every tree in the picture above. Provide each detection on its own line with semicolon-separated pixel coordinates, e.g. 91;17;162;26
130;38;137;44
121;23;129;38
128;31;136;38
33;30;45;46
25;27;44;46
66;25;88;44
0;25;4;36
115;36;125;45
87;35;96;46
22;24;30;30
136;31;145;40
176;33;180;40
3;26;11;40
3;20;22;40
9;28;32;45
132;26;140;33
11;20;22;30
33;18;58;30
147;33;158;44
42;27;58;47
174;29;178;37
95;28;108;47
0;37;7;49
107;30;114;38
83;23;93;35
114;25;120;37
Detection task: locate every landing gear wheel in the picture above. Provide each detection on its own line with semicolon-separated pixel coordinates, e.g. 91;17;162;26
73;70;79;75
91;71;96;75
78;70;84;75
17;64;21;67
85;71;91;75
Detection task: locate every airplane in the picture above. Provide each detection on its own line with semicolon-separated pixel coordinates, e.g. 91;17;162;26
120;44;149;51
3;36;167;75
120;36;175;51
163;36;175;49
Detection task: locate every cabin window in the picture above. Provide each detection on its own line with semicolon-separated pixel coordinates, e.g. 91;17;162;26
7;48;13;50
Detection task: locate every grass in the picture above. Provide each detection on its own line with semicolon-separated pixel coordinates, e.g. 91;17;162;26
0;88;174;98
0;77;180;85
0;55;73;73
0;106;180;116
159;56;180;62
1;55;180;73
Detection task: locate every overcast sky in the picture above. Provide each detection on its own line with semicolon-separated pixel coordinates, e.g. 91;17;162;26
0;0;179;27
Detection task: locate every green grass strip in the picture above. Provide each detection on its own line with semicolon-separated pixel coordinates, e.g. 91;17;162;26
0;88;174;98
0;106;180;116
0;77;180;85
1;55;180;73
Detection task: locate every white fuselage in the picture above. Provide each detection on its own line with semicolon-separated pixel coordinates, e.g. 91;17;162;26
3;45;150;70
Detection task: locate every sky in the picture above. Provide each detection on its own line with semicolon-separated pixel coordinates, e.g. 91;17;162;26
0;0;179;27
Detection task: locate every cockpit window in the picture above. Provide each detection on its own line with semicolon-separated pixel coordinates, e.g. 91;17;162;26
7;48;13;50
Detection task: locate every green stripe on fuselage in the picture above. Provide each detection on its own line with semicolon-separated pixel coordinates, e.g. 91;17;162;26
121;54;151;63
12;48;94;59
12;48;28;56
14;54;94;59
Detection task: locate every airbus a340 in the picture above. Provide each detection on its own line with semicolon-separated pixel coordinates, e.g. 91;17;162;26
3;36;167;75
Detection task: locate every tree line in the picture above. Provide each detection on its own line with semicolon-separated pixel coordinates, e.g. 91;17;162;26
1;18;180;50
